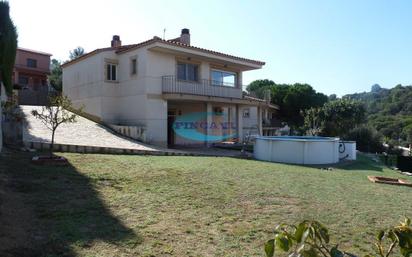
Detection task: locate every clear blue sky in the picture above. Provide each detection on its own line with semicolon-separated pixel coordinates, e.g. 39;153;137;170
10;0;412;96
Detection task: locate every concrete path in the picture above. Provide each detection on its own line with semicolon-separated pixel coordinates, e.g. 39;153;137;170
21;105;248;158
21;105;162;151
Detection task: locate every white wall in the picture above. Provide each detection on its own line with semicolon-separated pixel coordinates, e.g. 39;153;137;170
62;45;251;146
63;53;103;118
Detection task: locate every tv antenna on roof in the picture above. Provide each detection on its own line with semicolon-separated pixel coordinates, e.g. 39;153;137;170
163;28;166;40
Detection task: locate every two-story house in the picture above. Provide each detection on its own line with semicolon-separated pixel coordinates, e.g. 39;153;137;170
13;47;52;105
62;29;277;147
13;47;51;89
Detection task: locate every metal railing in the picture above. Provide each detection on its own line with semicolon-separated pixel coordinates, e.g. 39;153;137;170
14;64;50;73
162;76;242;99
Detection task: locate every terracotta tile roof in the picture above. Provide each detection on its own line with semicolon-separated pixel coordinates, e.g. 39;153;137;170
243;95;280;110
62;36;265;68
116;37;266;66
18;47;52;56
61;45;125;68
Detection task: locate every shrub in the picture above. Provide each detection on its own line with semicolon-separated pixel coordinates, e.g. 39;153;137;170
265;217;412;257
344;126;384;153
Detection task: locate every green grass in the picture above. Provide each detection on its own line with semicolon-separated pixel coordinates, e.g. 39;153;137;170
0;151;411;257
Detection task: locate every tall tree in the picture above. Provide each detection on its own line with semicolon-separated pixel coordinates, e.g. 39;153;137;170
0;1;18;96
247;80;328;127
48;59;62;91
69;46;85;60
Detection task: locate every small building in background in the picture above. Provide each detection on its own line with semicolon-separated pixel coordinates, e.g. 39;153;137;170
12;47;52;105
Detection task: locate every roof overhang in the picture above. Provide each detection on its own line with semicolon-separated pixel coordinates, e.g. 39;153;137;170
161;93;278;109
148;41;264;71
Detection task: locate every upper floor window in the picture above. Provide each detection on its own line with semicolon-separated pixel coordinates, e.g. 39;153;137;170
177;62;198;81
211;70;236;87
130;57;137;75
106;63;117;81
27;58;37;68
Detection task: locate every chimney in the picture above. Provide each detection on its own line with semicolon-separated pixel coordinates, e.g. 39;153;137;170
180;28;190;45
111;35;122;47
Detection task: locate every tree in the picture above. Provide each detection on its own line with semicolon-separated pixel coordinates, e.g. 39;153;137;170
302;99;366;137
31;95;80;155
328;94;337;101
48;59;62;91
302;107;324;136
247;80;328;128
0;1;18;96
344;126;384;153
69;46;85;60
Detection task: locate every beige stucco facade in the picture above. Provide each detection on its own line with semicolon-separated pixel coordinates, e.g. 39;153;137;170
63;33;276;147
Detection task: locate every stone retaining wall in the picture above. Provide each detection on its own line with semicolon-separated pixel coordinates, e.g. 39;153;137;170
23;141;196;156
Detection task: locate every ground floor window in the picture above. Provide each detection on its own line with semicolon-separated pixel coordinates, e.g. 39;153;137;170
18;75;29;85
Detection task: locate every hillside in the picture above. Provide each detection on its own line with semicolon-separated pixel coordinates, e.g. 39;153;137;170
343;84;412;145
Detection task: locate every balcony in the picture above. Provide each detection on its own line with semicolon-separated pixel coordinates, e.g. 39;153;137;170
162;76;242;99
14;64;50;74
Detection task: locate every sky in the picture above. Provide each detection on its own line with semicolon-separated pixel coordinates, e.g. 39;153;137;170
9;0;412;96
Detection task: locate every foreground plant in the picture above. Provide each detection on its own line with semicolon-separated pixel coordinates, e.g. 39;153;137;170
31;95;79;155
265;218;412;257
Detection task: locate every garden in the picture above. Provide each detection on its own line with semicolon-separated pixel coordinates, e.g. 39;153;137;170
0;151;411;256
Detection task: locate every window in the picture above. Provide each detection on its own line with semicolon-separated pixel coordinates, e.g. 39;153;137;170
211;70;237;87
27;58;37;68
18;75;29;85
130;57;137;75
243;108;250;118
177;62;198;81
106;63;117;81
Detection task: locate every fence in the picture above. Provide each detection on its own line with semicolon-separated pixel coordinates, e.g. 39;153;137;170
18;87;58;106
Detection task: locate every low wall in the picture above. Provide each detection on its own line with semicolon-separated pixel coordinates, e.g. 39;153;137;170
23;141;192;156
108;124;146;142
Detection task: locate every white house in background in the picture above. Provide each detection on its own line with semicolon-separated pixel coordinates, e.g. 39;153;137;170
62;29;278;147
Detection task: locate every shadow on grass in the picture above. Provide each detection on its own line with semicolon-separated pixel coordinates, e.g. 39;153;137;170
330;154;384;172
0;150;141;257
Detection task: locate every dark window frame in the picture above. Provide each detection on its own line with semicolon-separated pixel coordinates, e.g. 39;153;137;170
211;69;237;87
106;63;117;81
177;62;199;82
131;58;137;75
27;58;37;68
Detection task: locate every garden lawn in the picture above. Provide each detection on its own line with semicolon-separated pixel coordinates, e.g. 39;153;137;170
0;151;411;257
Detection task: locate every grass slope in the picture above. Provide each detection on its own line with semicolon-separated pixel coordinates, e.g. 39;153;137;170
0;151;411;257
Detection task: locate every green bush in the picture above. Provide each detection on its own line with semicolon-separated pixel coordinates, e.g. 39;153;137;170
265;218;412;257
344;126;384;153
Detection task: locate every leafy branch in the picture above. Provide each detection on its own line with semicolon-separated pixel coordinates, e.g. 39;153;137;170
265;218;412;257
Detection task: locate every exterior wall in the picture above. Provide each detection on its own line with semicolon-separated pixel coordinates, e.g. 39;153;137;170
13;49;50;89
62;45;256;147
15;49;50;71
168;102;206;145
168;101;237;146
63;53;104;118
241;106;259;129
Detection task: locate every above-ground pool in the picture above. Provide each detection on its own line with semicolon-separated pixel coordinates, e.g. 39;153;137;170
254;136;340;164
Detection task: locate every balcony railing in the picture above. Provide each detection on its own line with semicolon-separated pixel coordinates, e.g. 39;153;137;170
162;76;242;99
14;64;50;73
